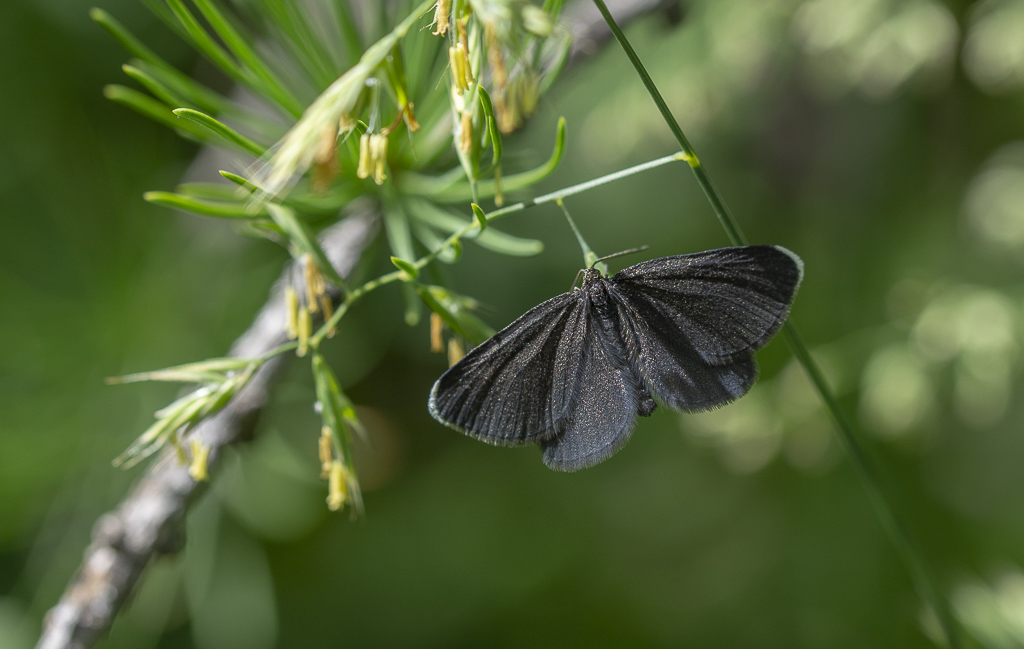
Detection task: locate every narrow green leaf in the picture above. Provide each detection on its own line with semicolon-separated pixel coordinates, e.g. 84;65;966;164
104;85;205;141
191;0;311;106
257;0;338;89
145;191;261;219
254;0;434;197
122;64;191;109
487;116;502;167
265;204;347;287
410;219;458;263
91;8;170;71
220;171;357;217
164;0;303;117
176;182;243;201
164;0;245;78
471;203;487;230
415;284;494;345
108;357;256;384
197;364;256;418
93;9;280;135
220;170;258;192
538;33;572;95
312;353;367;447
173;108;265;156
405;198;544;256
477;87;502;166
332;0;364;66
135;61;284;139
401;117;566;203
390;256;419;279
382;206;416;266
402;283;421;327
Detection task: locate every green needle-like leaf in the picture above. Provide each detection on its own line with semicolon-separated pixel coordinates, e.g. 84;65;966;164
173;108;266;156
104;85;206;141
477;87;502;167
390;256;419;280
266;204;346;287
400;117;566;203
471;203;487;231
405;198;544;256
164;0;303;117
108;357;256;384
144;191;262;219
122;64;191;109
191;0;308;109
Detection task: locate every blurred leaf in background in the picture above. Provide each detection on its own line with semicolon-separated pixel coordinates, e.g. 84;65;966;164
4;0;1024;647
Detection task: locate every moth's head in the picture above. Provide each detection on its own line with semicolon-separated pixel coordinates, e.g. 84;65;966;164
580;267;604;286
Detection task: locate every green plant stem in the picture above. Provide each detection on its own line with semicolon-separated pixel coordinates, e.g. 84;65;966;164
589;1;962;647
308;151;687;347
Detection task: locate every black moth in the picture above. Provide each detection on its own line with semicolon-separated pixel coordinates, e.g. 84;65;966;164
428;245;803;471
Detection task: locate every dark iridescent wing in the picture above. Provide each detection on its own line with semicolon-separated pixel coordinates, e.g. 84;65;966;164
609;245;801;412
428;292;589;445
611;246;803;365
540;304;647;471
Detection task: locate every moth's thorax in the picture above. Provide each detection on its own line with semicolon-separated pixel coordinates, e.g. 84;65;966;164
580;269;616;317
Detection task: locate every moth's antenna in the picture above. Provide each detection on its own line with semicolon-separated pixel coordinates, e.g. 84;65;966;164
570;268;586;290
591;246;650;268
556;199;600;269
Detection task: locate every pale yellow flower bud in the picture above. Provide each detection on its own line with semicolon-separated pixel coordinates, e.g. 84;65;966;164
458;111;473;153
297;308;311;357
285;286;299;339
449;42;474;95
430;312;444;353
319;426;333;479
188;439;210;482
448;337;465;366
327;460;348;511
356;132;373;179
432;0;450;36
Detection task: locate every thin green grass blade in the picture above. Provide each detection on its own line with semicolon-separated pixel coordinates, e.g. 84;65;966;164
589;2;964;647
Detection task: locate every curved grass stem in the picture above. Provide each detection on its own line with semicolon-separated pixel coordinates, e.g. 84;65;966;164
589;1;962;647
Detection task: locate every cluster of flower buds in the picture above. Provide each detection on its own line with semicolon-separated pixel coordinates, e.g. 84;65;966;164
430;312;467;366
356;132;389;185
285;255;335;355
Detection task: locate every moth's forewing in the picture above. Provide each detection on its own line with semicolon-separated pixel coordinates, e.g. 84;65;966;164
428;292;588;445
611;246;803;366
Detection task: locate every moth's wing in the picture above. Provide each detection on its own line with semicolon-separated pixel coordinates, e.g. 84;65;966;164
612;295;759;412
611;245;803;365
541;300;645;471
428;292;589;445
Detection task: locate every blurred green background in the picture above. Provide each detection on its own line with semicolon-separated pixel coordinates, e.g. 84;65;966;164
4;0;1024;647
